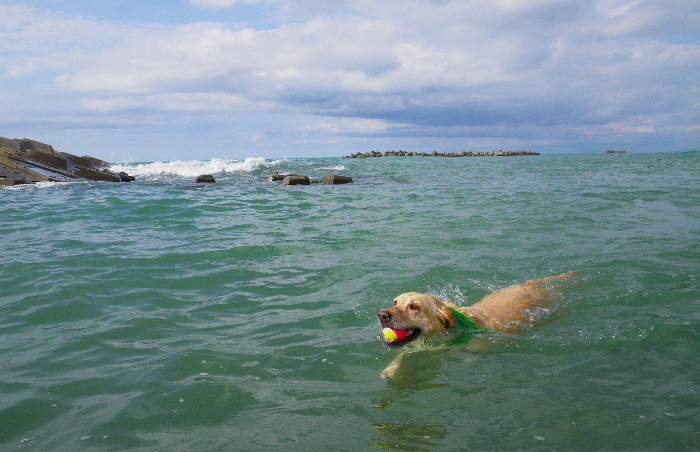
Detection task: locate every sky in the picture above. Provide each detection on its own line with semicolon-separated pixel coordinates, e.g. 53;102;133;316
1;0;698;162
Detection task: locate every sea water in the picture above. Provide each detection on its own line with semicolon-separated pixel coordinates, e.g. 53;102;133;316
1;151;698;451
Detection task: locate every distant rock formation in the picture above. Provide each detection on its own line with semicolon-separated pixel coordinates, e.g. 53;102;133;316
0;136;134;186
342;150;539;158
605;150;628;154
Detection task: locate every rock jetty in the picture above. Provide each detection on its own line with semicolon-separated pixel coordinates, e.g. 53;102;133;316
0;136;134;186
342;150;539;158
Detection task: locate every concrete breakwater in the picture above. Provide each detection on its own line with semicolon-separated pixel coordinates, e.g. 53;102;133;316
342;150;539;158
268;171;353;185
0;136;134;186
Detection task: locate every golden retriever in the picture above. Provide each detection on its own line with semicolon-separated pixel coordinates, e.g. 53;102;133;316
377;271;578;379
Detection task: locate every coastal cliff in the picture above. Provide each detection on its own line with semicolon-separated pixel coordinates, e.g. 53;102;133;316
0;136;134;186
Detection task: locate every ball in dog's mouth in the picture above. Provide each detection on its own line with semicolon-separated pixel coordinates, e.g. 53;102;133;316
382;327;420;347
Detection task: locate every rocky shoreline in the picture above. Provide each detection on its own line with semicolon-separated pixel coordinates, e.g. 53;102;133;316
0;136;134;186
1;136;540;188
342;150;539;158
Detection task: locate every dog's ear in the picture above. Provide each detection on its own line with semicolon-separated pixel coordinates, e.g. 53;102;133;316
437;305;456;329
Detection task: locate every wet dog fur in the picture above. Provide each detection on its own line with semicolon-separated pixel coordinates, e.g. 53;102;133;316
377;271;578;379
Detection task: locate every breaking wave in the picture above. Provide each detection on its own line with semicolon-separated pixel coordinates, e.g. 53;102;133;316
110;157;284;178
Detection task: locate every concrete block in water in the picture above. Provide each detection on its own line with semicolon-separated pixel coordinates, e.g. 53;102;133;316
196;175;216;183
322;174;353;185
282;175;310;185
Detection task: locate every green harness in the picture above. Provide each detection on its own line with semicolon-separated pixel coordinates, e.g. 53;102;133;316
446;307;490;346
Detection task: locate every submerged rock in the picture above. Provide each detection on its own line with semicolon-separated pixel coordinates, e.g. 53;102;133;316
0;136;134;185
196;174;216;183
268;171;286;181
282;175;311;185
323;174;353;185
118;172;136;182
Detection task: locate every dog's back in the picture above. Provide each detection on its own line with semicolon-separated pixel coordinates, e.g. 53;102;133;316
462;271;578;333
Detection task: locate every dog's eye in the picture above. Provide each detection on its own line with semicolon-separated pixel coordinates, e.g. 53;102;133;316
409;303;419;311
393;300;398;306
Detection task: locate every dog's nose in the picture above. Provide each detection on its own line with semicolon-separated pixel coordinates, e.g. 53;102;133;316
378;310;392;322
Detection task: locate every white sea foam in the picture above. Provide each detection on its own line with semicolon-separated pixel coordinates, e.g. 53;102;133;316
3;180;81;190
319;164;346;171
110;157;270;178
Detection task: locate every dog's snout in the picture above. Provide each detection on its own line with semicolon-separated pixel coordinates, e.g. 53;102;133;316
378;310;392;322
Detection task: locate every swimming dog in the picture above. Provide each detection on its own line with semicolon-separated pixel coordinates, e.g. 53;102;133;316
378;271;578;379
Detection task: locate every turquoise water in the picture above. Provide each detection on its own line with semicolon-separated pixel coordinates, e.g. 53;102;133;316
1;152;698;451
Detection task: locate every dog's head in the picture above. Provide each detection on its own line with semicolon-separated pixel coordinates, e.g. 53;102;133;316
377;292;457;347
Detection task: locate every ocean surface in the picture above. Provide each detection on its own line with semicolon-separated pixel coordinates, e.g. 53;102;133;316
1;151;698;451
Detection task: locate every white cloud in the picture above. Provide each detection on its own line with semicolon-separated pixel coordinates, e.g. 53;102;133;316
494;0;581;14
593;0;699;37
1;0;697;157
0;5;160;78
188;0;280;9
304;117;410;135
81;92;256;112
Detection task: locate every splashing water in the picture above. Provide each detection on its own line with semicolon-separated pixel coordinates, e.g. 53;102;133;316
110;157;275;179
